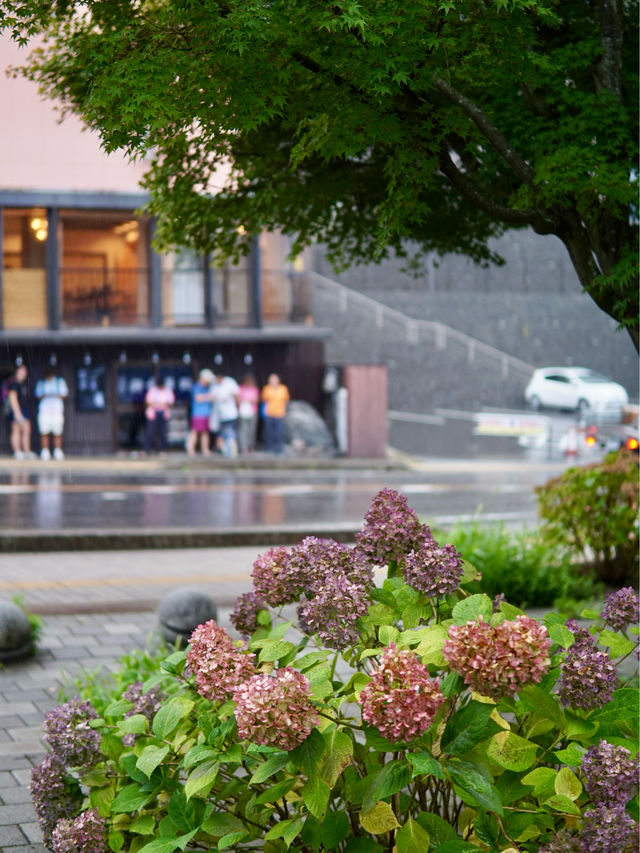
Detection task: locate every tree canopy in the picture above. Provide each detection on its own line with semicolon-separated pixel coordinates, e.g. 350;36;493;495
2;0;638;345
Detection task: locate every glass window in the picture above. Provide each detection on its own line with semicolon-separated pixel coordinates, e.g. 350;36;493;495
60;210;150;326
162;250;205;326
1;208;48;329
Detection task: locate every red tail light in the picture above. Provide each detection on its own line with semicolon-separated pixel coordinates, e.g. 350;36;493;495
585;435;597;447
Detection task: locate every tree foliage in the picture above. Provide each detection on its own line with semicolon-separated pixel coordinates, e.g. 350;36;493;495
2;0;638;343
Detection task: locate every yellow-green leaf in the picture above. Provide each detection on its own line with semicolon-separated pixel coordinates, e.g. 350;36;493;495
554;767;582;801
486;731;538;771
359;801;399;835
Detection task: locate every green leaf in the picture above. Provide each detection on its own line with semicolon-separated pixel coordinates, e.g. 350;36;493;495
365;603;396;626
320;811;350;848
160;651;187;675
498;601;525;620
90;784;115;816
183;745;219;770
117;714;148;735
554;742;586;765
250;752;290;785
301;774;331;819
395;817;431;853
264;817;304;847
378;624;399;645
320;728;353;788
184;758;219;800
137;840;179;853
408;752;445;779
362;760;412;813
543;794;581;815
359;801;400;835
201;813;244;837
130;815;155;835
565;710;600;740
548;623;575;649
519;685;566;728
522;767;557;802
104;699;133;718
451;594;493;625
414;624;448;667
554;767;582;801
290;727;325;777
258;639;295;662
136;744;170;779
599;629;635;658
111;783;154;814
441;701;496;756
415;811;457;846
168;790;200;833
255;778;297;805
108;830;124;852
486;731;538;771
152;697;194;739
448;761;503;815
218;831;249;850
580;608;601;619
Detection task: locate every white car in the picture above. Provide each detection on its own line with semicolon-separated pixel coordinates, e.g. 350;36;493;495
524;367;629;416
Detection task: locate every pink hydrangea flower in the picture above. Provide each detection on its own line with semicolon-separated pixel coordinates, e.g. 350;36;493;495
233;667;318;750
186;620;255;702
251;546;298;606
443;615;551;700
355;488;431;566
359;645;444;742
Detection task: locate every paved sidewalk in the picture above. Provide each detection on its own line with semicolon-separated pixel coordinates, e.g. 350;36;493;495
0;607;234;852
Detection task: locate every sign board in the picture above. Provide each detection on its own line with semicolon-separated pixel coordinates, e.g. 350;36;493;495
75;365;107;412
473;413;550;437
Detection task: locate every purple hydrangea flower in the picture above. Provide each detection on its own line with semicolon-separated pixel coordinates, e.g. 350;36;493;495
601;587;639;633
290;537;374;593
51;808;108;853
581;804;638;853
297;571;370;649
355;488;431;566
30;754;82;846
360;645;444;742
42;698;101;770
251;546;297;607
233;667;318;750
186;620;255;702
539;828;582;853
401;540;463;598
581;740;639;807
230;591;268;637
558;623;618;710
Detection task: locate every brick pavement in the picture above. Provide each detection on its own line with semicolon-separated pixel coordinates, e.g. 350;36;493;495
0;606;233;851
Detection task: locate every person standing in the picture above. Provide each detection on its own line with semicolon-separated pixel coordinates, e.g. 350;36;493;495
210;373;240;458
186;369;214;456
35;368;69;460
261;373;290;454
143;376;175;455
8;364;34;459
237;374;259;454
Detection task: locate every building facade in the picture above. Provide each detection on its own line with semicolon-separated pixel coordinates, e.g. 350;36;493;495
0;36;326;453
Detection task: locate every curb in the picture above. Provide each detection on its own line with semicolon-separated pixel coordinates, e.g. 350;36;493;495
0;525;360;553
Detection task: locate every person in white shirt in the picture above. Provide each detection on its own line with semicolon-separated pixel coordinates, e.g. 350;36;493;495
35;369;69;460
210;374;240;458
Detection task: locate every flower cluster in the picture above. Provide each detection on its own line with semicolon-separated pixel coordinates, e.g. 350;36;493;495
291;537;374;592
42;697;100;770
581;805;638;853
230;591;267;637
122;681;166;745
539;827;582;853
251;546;297;607
51;808;108;853
233;667;318;750
297;572;370;649
443;615;551;700
581;740;639;808
355;488;430;566
601;586;639;632
359;645;444;742
186;620;255;702
401;540;463;598
30;754;82;846
558;622;617;710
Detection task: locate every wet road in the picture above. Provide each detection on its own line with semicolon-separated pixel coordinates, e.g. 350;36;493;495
0;458;573;533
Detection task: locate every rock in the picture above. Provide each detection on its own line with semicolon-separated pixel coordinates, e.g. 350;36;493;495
284;401;335;454
0;601;33;662
157;587;218;646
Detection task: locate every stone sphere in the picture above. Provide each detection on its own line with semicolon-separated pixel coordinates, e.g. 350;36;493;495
0;601;33;662
157;587;218;646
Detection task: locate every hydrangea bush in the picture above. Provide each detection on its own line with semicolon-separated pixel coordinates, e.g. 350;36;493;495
31;489;639;852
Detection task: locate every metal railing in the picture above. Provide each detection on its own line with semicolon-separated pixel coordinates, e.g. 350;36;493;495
61;267;150;326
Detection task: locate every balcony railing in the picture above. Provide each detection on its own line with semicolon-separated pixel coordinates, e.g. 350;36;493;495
61;267;150;326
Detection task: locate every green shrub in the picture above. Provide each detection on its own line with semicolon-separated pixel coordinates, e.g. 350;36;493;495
29;490;639;853
444;522;597;608
536;450;640;585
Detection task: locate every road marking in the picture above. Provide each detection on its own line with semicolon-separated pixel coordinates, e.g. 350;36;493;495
101;492;127;501
0;571;252;592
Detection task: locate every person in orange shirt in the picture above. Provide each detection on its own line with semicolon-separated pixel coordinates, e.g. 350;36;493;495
261;373;290;454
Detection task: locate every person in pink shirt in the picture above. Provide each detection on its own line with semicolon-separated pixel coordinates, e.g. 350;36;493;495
143;376;175;455
237;374;260;454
